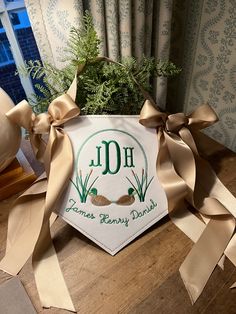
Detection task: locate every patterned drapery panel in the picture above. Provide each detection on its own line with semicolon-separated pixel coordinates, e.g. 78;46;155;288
25;0;173;109
168;0;236;151
25;0;236;151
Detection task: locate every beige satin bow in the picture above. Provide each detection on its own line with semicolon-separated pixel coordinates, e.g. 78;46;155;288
0;79;80;312
139;100;236;303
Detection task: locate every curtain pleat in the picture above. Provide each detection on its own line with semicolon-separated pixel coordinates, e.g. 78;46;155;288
153;0;173;108
133;0;146;60
104;0;120;60
144;0;154;58
87;0;107;56
118;0;132;58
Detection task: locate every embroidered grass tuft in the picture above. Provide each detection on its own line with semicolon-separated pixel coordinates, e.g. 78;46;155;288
126;168;154;202
70;169;98;203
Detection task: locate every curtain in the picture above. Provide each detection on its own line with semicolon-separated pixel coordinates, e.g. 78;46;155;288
168;0;236;152
25;0;236;152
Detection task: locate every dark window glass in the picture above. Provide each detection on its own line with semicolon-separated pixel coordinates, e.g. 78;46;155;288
0;13;21;29
9;13;20;25
0;32;26;103
0;43;7;63
0;40;13;63
0;7;43;103
4;0;19;3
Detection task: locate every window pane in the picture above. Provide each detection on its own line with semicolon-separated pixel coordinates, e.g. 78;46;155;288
4;40;13;60
9;12;20;25
0;13;22;28
0;39;13;62
0;43;7;62
13;9;43;96
0;30;26;103
13;9;39;62
4;0;22;3
0;7;43;104
12;9;30;30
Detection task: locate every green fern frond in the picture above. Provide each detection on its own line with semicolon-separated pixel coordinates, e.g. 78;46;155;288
82;81;118;114
155;60;182;77
63;11;100;65
16;12;181;115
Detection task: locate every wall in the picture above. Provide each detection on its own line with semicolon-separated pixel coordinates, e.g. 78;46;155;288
168;0;236;151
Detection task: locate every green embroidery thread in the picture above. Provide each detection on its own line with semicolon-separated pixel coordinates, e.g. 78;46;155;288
101;140;121;175
123;147;135;167
130;199;157;220
75;128;151;203
99;213;129;227
70;170;99;203
77;129;148;175
126;169;154;202
65;199;96;219
89;145;102;167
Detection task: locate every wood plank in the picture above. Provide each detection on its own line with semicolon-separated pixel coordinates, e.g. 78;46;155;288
0;158;23;185
0;150;36;201
127;259;236;314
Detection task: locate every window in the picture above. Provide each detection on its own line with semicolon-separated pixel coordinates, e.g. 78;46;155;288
9;12;20;25
0;39;13;64
0;0;40;103
0;12;20;28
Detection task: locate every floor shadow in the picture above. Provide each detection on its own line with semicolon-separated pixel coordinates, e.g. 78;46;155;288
201;148;235;175
52;219;105;254
52;214;171;255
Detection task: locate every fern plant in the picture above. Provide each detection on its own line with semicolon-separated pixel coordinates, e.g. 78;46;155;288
17;12;181;114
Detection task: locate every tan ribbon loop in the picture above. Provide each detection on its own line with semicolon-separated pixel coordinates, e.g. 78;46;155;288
200;197;233;216
139;99;236;303
1;80;80;312
49;94;80;126
139;99;167;128
187;103;218;130
6;99;35;131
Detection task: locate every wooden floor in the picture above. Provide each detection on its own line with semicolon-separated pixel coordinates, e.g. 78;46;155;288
0;132;236;314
